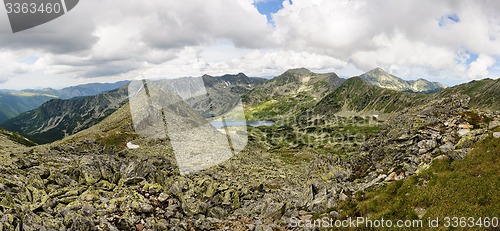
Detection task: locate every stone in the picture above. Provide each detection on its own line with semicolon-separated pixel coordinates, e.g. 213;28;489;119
493;132;500;139
207;207;227;219
488;120;500;130
457;129;470;137
130;200;154;214
123;177;145;185
81;204;96;216
385;172;397;181
458;124;473;129
182;198;207;216
395;172;405;181
417;139;437;153
157;219;168;230
329;210;340;218
433;155;449;161
439;142;454;153
158;193;169;203
414;207;427;219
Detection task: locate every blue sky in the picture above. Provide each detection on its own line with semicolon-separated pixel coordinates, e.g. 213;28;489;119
253;0;292;24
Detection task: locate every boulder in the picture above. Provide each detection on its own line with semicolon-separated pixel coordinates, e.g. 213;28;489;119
488;120;500;130
457;129;470;137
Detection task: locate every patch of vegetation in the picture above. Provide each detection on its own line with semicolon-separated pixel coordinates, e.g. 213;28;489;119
333;135;500;224
245;93;315;121
275;150;314;165
460;110;492;128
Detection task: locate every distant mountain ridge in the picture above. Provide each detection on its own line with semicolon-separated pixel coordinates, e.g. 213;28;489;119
0;81;130;123
0;74;264;144
1;86;130;144
21;80;130;99
2;67;498;145
360;68;447;93
0;93;56;123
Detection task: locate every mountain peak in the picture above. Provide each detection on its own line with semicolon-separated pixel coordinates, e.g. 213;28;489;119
367;67;390;75
284;67;313;76
360;69;446;93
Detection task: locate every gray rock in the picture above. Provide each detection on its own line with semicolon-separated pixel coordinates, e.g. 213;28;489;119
439;142;454;153
158;193;169;203
417;139;437;153
329;210;340;218
385;172;397;181
207;207;227;219
493;132;500;139
433;155;449;161
457;129;470;137
489;120;500;130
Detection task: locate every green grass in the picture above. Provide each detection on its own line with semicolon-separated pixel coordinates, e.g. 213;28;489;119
459;110;492;128
245;94;315;121
96;132;138;149
275;150;314;165
334;135;500;224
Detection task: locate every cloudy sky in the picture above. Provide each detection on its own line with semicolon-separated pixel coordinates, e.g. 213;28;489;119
0;0;499;89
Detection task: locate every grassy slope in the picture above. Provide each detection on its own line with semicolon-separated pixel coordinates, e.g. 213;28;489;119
313;77;430;116
336;135;499;225
438;78;500;111
243;69;342;121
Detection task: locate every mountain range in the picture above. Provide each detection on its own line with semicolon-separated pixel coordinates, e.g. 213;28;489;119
0;81;129;123
360;67;447;93
2;67;497;145
0;67;498;230
0;74;264;144
1;86;130;144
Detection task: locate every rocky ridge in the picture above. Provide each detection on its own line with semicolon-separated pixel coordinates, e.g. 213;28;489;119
360;67;447;93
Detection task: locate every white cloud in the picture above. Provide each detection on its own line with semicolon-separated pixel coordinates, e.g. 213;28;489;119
0;0;499;89
468;54;495;79
0;50;39;83
271;0;500;81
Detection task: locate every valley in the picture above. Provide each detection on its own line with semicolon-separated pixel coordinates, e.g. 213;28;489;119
0;68;498;230
0;81;129;124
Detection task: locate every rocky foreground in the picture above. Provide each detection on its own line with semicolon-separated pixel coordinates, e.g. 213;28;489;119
0;94;499;230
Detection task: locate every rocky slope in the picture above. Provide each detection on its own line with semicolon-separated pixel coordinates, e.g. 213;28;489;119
438;78;500;111
0;88;498;230
360;67;447;93
244;68;343;105
0;128;36;154
312;77;430;117
243;68;344;120
0;70;498;230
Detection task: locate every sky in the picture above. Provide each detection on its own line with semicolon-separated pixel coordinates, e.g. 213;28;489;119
0;0;499;89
